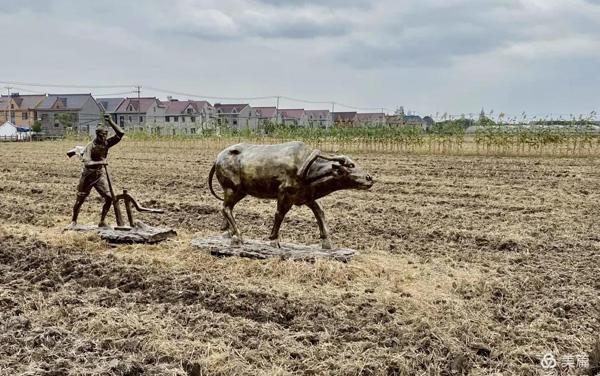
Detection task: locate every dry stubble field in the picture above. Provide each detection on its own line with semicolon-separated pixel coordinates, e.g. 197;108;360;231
0;139;599;376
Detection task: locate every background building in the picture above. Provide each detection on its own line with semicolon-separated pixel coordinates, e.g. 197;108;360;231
158;99;214;135
357;113;386;127
214;104;259;130
96;98;125;123
0;94;46;128
37;94;102;136
332;112;358;127
279;109;308;127
113;97;164;132
305;110;332;128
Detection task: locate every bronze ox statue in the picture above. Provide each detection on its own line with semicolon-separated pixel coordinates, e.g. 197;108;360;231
208;141;374;249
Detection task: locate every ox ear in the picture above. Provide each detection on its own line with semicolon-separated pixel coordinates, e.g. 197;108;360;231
331;162;347;176
338;156;355;168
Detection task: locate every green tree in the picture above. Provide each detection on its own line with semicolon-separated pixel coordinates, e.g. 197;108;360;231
477;116;496;127
31;120;42;133
54;112;76;129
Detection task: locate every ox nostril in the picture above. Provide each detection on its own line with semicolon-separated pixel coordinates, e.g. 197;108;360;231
366;175;373;182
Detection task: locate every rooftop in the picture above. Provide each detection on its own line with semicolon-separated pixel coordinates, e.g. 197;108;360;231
214;103;249;113
96;97;125;113
280;109;305;119
37;94;95;111
115;97;161;113
254;107;277;118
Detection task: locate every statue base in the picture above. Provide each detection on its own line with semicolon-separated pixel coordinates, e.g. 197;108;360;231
66;221;176;244
191;236;357;262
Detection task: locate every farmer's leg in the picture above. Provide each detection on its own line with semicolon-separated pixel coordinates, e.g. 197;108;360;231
71;169;96;225
71;192;88;223
95;174;113;227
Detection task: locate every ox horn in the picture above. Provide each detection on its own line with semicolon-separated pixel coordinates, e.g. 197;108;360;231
318;155;351;166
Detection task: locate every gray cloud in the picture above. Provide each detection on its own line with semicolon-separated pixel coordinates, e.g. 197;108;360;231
338;20;519;68
250;23;350;39
0;0;53;14
336;0;600;68
254;0;372;8
241;13;353;39
148;1;356;40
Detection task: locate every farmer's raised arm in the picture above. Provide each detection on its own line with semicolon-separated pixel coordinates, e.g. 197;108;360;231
104;114;125;147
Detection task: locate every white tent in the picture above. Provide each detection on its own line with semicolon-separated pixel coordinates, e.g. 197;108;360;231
0;121;31;141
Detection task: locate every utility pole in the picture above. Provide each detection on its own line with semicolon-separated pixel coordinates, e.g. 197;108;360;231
136;85;141;133
276;96;280;125
330;102;335;130
5;86;12;123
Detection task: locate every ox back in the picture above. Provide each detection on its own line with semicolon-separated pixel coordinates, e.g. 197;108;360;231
214;141;314;200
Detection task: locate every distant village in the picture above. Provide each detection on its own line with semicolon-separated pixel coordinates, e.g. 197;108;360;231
0;93;434;138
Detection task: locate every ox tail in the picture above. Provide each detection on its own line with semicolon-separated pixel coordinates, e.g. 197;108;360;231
208;163;223;201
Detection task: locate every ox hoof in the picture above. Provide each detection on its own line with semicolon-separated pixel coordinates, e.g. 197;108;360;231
321;238;333;250
65;222;78;231
270;240;281;248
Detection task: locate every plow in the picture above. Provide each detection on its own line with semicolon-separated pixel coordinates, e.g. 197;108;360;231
93;165;176;243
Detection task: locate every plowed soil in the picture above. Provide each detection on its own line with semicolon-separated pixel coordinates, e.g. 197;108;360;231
0;140;598;376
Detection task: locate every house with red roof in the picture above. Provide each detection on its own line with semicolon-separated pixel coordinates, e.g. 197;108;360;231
214;103;259;130
305;109;332;128
36;93;103;136
279;109;308;127
332;112;358;128
254;106;282;127
159;99;215;135
357;112;386;127
0;93;46;128
114;97;165;132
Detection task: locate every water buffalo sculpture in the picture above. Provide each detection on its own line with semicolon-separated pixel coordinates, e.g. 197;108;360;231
208;141;373;249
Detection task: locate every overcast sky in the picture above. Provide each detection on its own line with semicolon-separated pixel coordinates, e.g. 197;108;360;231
1;0;599;117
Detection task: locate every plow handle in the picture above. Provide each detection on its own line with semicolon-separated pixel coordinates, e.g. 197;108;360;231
103;165;125;227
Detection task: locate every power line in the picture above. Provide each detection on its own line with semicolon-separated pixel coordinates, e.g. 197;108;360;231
89;90;138;97
279;96;391;113
279;96;331;104
0;80;134;89
4;86;46;95
333;101;393;112
146;86;277;101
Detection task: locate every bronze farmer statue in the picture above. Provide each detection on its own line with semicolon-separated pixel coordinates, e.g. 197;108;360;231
67;115;124;228
208;141;374;249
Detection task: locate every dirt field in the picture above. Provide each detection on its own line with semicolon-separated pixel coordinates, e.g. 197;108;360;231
0;139;599;375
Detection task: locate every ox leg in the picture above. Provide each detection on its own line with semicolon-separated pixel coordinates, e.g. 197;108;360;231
222;189;245;245
306;200;333;250
220;217;230;237
269;199;292;248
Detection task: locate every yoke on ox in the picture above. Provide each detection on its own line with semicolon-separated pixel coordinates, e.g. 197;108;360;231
208;141;373;250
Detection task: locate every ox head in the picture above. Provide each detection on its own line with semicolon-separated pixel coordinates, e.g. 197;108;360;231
329;156;374;190
303;154;373;193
